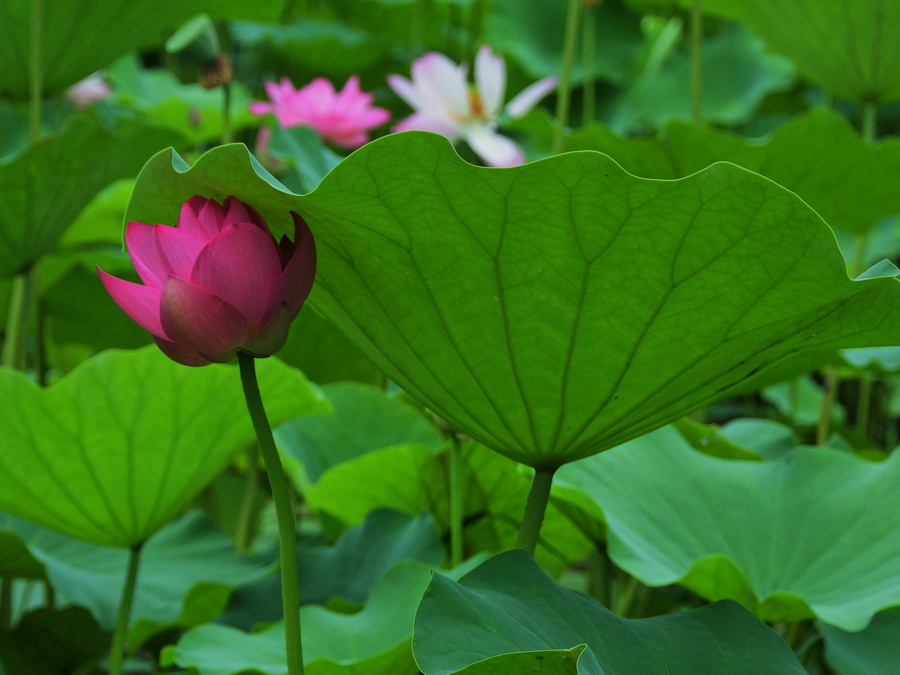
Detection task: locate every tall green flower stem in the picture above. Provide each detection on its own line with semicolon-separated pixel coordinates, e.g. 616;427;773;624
689;0;703;121
816;365;837;446
516;467;557;555
107;543;143;675
552;0;581;155
0;577;10;630
239;352;305;675
448;435;464;567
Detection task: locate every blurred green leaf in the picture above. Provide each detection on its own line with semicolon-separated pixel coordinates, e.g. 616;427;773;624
413;550;805;674
821;609;900;675
174;560;432;675
0;0;280;98
700;0;900;103
0;115;179;277
556;429;900;630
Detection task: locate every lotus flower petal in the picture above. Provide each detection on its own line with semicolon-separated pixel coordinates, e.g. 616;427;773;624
243;302;293;357
465;126;525;167
475;46;506;118
190;223;282;324
98;268;167;339
271;213;317;316
153;336;212;367
160;276;249;357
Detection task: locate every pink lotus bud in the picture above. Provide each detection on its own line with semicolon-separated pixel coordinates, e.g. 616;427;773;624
98;196;316;366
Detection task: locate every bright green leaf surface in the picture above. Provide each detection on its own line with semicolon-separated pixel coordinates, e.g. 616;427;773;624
821;610;900;675
175;560;433;675
0;347;328;547
413;550;805;675
0;116;179;277
526;107;900;235
0;0;280;98
700;0;900;103
556;429;900;630
126;135;900;468
275;381;443;485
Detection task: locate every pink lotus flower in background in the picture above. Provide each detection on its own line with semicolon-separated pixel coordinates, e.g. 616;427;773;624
387;46;557;167
98;196;316;367
66;73;111;109
249;75;390;148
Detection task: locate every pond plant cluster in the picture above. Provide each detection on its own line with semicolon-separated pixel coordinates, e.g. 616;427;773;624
2;0;900;674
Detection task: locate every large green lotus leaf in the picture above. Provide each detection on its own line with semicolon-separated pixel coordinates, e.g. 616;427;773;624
603;24;795;131
0;115;179;277
555;429;900;630
303;442;592;575
125;135;900;468
0;346;328;547
484;0;643;85
11;511;273;648
221;510;443;630
699;0;900;103
275;382;444;485
0;0;280;98
521;107;900;235
821;609;900;675
0;516;45;580
413;550;805;675
276;306;380;385
171;560;433;675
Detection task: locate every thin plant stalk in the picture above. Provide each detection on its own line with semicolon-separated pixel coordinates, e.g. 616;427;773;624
2;274;29;370
852;100;878;276
448;435;464;567
856;374;872;439
552;0;581;155
588;546;610;607
581;2;596;124
516;467;556;555
107;543;143;675
221;83;233;145
234;445;262;551
689;0;702;121
0;577;11;630
30;0;43;142
239;352;304;675
816;365;837;446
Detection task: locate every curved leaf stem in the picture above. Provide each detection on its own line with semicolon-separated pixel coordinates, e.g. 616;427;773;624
816;366;837;446
239;352;304;675
516;466;556;555
552;0;581;155
852;100;878;276
107;543;142;675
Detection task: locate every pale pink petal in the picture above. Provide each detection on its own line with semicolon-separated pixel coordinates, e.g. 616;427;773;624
505;76;557;119
465;126;525;167
153;336;212;367
475;46;506;118
394;112;463;140
387;74;425;110
160;276;248;356
411;52;470;119
190;223;281;324
249;101;275;117
97;268;167;339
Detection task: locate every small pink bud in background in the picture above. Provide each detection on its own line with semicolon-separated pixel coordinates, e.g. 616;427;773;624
65;73;112;109
98;196;316;366
249;75;390;149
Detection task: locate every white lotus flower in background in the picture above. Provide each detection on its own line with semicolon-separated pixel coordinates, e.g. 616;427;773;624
387;46;557;167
